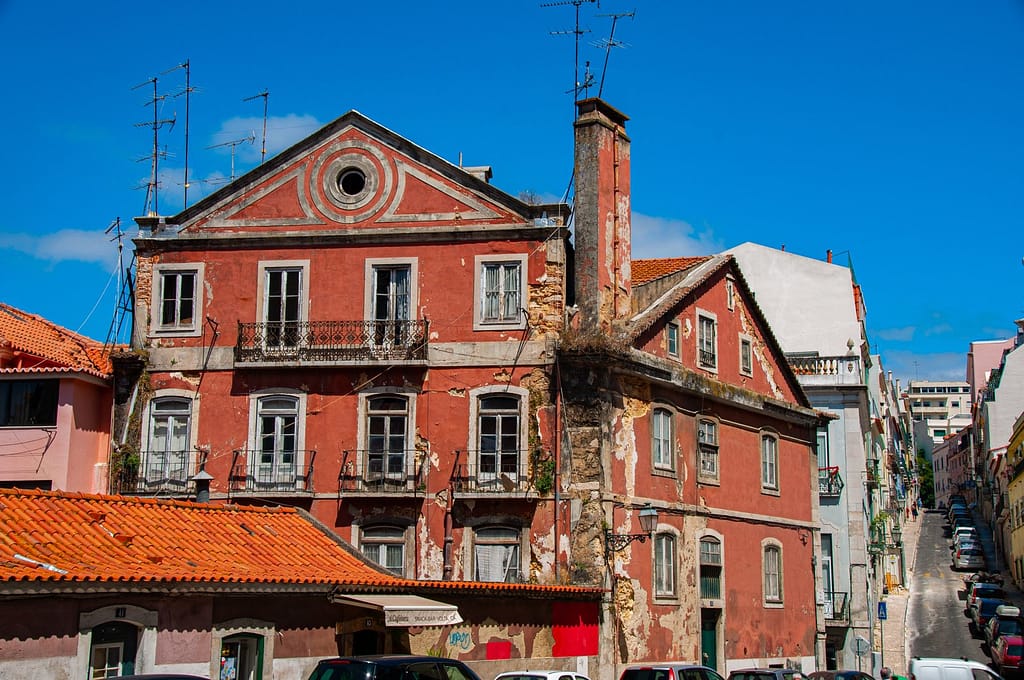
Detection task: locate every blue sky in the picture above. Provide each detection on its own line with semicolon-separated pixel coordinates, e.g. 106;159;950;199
2;1;1022;387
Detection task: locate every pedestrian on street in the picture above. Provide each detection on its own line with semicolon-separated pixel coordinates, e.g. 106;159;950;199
880;667;892;680
912;504;918;521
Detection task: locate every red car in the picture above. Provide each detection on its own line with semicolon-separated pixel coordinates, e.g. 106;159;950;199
990;634;1023;675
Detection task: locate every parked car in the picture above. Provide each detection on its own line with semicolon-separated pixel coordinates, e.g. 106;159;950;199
118;676;209;680
990;634;1024;675
952;526;979;543
307;655;484;680
970;597;1006;636
909;656;1001;680
955;545;987;571
984;604;1024;647
728;669;803;680
805;671;873;680
966;581;1006;612
497;672;591;680
620;664;725;680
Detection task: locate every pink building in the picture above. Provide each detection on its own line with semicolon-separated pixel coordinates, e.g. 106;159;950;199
0;303;113;492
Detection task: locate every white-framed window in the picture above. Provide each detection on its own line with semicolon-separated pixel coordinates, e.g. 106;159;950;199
652;408;674;471
247;389;307;489
151;263;203;336
257;260;309;350
366;395;410;483
816;426;830;468
654;533;677;597
726;276;736;311
90;642;124;679
474;254;527;331
143;396;193;488
366;258;417;348
698;418;719;482
739;335;753;376
360;525;407;576
761;432;779;491
763;541;783;605
697;309;717;371
667;322;680;358
699;536;723;600
474;526;522;582
469;386;527;488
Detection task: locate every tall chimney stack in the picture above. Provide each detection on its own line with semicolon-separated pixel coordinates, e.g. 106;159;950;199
573;98;632;333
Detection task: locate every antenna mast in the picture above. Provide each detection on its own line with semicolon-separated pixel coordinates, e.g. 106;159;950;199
132;76;176;216
243;90;270;165
207;134;256;182
544;0;598;114
163;60;194;207
104;218;136;348
595;10;634;98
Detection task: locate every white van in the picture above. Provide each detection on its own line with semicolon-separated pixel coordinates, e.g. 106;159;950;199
908;656;1000;680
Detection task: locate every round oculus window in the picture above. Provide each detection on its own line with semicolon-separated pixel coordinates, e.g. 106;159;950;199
338;168;366;196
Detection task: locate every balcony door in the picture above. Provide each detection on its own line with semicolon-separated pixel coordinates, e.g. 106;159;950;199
264;268;301;349
478;395;520;485
146;397;191;488
256;396;297;486
367;395;408;484
371;265;410;349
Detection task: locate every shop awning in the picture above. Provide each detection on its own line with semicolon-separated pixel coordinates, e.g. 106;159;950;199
333;593;463;627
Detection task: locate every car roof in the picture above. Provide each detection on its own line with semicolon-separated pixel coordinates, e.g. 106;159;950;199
496;673;590;680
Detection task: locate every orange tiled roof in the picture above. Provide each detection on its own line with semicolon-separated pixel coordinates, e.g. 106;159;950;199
0;303;112;377
632;257;711;285
0;489;403;586
0;489;600;597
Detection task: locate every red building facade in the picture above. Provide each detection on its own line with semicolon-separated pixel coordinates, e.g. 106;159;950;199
117;98;824;677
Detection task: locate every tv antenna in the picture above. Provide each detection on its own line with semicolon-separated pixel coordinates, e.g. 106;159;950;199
207;133;256;182
565;60;594;100
103;217;136;348
544;0;599;113
594;10;634;98
132;76;176;216
243;90;269;165
163;60;194;208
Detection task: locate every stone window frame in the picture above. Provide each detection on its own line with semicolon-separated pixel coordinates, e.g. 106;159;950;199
651;406;676;476
739;334;754;377
697;417;720;485
150;262;205;338
474;254;528;331
762;538;784;607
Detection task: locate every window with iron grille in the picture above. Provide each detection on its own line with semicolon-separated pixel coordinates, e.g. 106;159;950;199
699;537;722;599
698;313;717;369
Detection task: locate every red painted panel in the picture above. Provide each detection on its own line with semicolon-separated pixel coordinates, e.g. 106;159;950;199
551;601;599;656
486;640;512;659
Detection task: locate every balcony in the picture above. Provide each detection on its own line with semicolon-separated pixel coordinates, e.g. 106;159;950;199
112;450;197;496
787;354;863;387
234;320;429;366
452;459;538;497
818;466;845;497
338;450;424;495
229;449;315;495
698;349;717;370
823;591;849;623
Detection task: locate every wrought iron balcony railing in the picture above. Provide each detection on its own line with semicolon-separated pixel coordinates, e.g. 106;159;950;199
823;591;849;622
229;449;316;494
112;450;198;495
338;450;424;494
452;459;535;495
235;319;429;364
698;349;717;369
819;466;845;497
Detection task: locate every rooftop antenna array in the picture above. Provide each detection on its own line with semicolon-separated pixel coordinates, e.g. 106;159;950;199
103;217;136;348
543;0;599;114
162;60;194;208
207;133;257;183
132;76;176;216
594;10;634;98
243;90;270;165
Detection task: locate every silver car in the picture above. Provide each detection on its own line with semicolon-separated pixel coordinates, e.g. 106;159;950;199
955;546;986;571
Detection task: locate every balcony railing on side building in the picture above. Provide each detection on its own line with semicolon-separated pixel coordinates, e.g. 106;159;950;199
229;449;316;494
787;354;863;386
235;319;429;364
112;450;198;496
338;450;424;494
452;457;538;495
823;591;849;623
819;466;845;497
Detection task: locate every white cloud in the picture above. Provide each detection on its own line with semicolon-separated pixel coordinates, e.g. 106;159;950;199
631;213;723;259
875;326;916;342
212;114;323;164
0;229;124;266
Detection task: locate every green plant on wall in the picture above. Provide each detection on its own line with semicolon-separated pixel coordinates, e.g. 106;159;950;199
533;455;555;495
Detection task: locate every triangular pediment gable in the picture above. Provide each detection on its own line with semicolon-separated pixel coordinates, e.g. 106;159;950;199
630;254;810;408
170;111;537;235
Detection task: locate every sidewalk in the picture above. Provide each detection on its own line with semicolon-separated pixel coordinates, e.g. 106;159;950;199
880;509;922;675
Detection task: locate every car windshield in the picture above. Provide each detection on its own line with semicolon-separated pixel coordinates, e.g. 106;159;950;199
1001;620;1023;635
309;661;377;680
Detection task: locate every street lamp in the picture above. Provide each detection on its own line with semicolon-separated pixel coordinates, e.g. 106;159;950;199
891;524;902;547
605;503;660;553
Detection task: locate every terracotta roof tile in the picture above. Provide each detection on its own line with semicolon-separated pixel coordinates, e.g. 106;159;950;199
632;257;711;285
0;489;599;597
0;303;112;377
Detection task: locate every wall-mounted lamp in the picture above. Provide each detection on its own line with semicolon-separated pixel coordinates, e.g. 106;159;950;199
605;503;659;553
890;524;902;547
